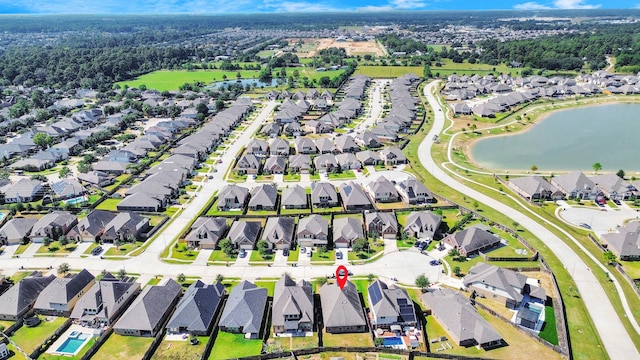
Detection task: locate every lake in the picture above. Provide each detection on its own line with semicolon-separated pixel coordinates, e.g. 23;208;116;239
470;103;640;172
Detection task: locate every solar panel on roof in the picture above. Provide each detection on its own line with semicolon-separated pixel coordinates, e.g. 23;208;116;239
369;283;382;305
397;298;407;305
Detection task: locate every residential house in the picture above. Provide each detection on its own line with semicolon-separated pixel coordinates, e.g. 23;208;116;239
246;139;269;157
114;279;182;337
367;176;400;203
367;280;417;330
228;220;262;250
602;222;640;261
550;171;599;200
404;211;442;239
335;153;361;171
314;154;338;173
281;185;308;209
116;193;163;212
248;184;278;211
339;182;373;210
356;150;382;166
396;178;434;205
235;154;261;175
365;212;398;239
166;281;225;336
334;135;360;153
333;217;364;248
3;179;43;203
92;160;129;175
269;138;290;156
186;217;229;250
30;211;78;242
297;214;329;247
263;157;287;175
261;123;280;138
34;269;95;317
422;288;503;349
218;280;268;339
463;263;547;310
0;217;37;245
508;176;563;201
311;182;339;208
320;281;367;333
294;137;317;154
315;138;335;154
70;273;140;327
355;131;382;149
445;225;501;257
288;154;312;173
591;174;636;200
100;212;150;243
379;148;406;165
0;274;56;320
217;185;249;211
67;210;116;242
77;171;115;187
272;275;314;336
262;217;296;250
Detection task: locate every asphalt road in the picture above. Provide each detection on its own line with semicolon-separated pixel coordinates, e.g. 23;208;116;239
421;81;639;359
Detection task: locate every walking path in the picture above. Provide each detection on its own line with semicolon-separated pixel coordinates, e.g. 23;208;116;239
421;80;639;359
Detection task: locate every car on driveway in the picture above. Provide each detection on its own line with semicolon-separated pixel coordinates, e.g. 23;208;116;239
92;246;103;256
306;250;312;257
283;249;289;257
613;199;622;205
336;251;343;260
300;247;306;254
414;241;422;248
579;223;591;229
429;260;441;266
239;249;247;258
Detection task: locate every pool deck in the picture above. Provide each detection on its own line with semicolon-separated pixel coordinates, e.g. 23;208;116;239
46;324;94;356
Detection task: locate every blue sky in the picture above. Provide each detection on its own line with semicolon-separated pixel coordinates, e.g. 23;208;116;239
0;0;635;14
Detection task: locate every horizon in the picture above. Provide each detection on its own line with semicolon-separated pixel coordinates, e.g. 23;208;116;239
0;0;636;15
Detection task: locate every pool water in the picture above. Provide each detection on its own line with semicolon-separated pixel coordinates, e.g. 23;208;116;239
56;333;89;354
66;196;87;205
382;337;404;346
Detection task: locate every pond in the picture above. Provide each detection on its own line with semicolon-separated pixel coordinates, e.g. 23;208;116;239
470;103;640;172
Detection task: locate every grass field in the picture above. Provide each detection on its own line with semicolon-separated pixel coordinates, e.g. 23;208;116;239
95;198;122;211
539;305;559;345
92;334;153;360
322;331;373;347
151;336;209;360
209;332;262;360
11;316;66;354
355;66;423;78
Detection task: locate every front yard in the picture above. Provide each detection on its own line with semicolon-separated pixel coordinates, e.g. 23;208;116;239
208;332;262;360
104;241;145;256
92;334;153;360
348;241;384;261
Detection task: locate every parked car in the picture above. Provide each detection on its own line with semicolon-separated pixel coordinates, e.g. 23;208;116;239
336;251;343;260
429;260;441;266
579;223;591;229
306;250;312;257
613;199;622;205
283;249;290;257
300;247;306;254
414;241;422;248
91;246;103;256
239;249;247;258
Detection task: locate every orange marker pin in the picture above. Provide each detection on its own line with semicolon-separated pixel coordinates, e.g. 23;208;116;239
336;265;348;290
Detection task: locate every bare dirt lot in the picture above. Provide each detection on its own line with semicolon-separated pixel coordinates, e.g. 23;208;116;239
292;38;387;58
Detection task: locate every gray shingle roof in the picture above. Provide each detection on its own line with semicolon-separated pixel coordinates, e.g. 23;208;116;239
114;279;182;334
166;281;225;334
281;185;307;208
447;226;500;255
34;269;95;312
320;281;366;329
0;217;37;245
0;274;55;318
332;217;364;245
218;280;268;335
228;221;262;247
249;184;278;208
272;275;313;330
70;274;139;324
262;217;295;247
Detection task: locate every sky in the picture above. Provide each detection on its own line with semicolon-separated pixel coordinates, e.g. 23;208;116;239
0;0;636;14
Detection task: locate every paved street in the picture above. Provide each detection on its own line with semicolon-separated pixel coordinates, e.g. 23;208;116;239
422;81;639;359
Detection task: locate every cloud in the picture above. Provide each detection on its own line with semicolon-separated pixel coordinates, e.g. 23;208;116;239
261;1;341;12
513;2;552;9
554;0;601;8
357;0;427;11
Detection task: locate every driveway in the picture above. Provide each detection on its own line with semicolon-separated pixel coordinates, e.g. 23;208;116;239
557;202;640;236
68;242;93;258
273;250;289;267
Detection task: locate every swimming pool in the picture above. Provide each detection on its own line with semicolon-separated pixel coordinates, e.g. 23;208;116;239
382;337;404;346
55;333;90;355
65;196;87;205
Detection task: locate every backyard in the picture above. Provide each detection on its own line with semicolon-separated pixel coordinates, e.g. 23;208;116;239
151;336;209;360
10;316;67;354
209;332;263;360
92;334;153;360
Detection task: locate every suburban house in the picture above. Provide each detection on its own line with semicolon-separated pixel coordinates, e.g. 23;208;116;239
356;150;382;166
334;135;360;153
272;274;314;336
404;211;442;239
3;178;43;203
296;214;329;247
100;212;150;243
77;171;115;187
365;212;398;239
34;269;96;317
314;154;338;173
0;273;56;321
339;182;373;210
269;138;290;156
185;217;229;250
396;178;434;205
367;279;417;330
217;185;250;211
50;179;87;201
0;217;37;245
311;182;339;208
114;279;182;337
320;281;367;333
445;225;501;257
379;148;406;165
333;217;364;248
30;211;78;242
235;154;261;175
601;222;640;261
67;210;116;242
248;184;278;211
246;139;269;156
550;171;600;200
422;288;503;349
508;176;563;201
116;193;163;212
288;154;312;173
69;273;140;327
591;173;636;200
335;153;362;170
166;281;225;336
228;220;262;250
218;280;268;339
281;185;308;209
263;157;287;175
294;137;317;154
367;176;400;203
262;217;296;250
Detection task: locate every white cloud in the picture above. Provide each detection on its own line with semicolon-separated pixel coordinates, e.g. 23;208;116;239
554;0;601;8
356;0;427;11
513;2;552;9
261;1;340;12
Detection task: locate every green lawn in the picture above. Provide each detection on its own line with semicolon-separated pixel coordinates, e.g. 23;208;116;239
397;238;416;249
205;200;244;216
11;316;66;354
92;334;153;360
311;249;335;263
355;66;424;78
539;305;559;345
104;242;143;256
95;198;122;211
250;250;273;262
209;250;236;262
348;241;384;261
328;170;355;180
209;332;263;360
0;320;15;331
117;69;263;91
322;331;373;347
82;242;102;255
7;271;33;283
151;336;209;360
278;333;318;350
36;241;77;254
352;279;375;302
288;249;300;262
254;280;277;297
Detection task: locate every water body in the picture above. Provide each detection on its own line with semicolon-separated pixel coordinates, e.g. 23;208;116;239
470;103;640;172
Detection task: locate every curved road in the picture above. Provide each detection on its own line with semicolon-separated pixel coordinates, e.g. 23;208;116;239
422;81;639;359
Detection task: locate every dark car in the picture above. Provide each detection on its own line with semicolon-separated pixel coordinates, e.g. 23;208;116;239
336;251;343;260
579;223;591;229
238;249;247;258
283;249;290;257
91;246;103;256
429;260;441;266
613;199;622;205
414;241;422;248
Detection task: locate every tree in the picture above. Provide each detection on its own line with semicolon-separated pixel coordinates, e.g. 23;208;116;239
423;63;432;78
77;162;92;174
604;251;617;265
257;240;270;257
367;273;375;283
216;274;224;283
448;248;460;257
118;268;127;280
531;164;538;172
33;132;52;149
472;200;479;209
57;262;70;274
43;236;52;249
453;266;462;277
415;274;429;292
352;238;369;253
592;162;602;174
59;236;69;249
58;166;72;178
177;273;186;283
219;239;237;258
617;169;626;179
315;276;328;286
512;221;520;231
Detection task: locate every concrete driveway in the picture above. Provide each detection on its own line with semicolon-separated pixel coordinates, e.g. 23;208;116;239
557;201;640;236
